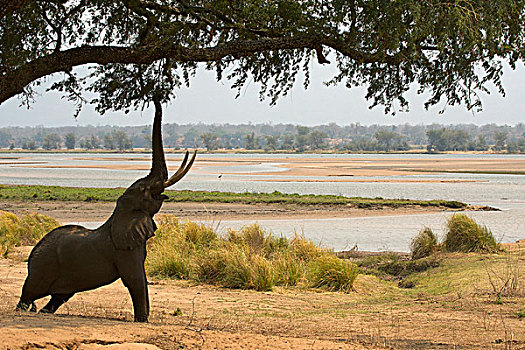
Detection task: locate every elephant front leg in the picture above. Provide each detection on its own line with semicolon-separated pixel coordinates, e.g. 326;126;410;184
117;253;149;322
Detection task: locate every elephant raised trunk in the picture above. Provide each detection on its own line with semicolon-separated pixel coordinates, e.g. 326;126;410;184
145;96;196;195
17;99;196;322
150;96;168;183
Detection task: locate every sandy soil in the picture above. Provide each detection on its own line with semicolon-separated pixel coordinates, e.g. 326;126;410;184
1;244;524;350
10;156;525;181
0;200;455;223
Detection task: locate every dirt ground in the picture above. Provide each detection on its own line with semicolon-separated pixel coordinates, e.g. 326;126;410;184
1;243;524;350
0;199;523;349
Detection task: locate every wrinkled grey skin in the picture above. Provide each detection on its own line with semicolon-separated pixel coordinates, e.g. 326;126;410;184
16;99;195;322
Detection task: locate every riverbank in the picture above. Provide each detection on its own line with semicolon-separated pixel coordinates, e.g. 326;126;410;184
0;184;493;224
0;185;472;208
0;199;469;223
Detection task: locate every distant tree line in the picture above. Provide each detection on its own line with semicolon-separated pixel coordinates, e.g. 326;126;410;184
15;130;134;151
0;123;523;153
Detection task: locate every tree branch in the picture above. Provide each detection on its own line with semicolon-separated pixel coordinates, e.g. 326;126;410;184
0;35;412;104
0;0;33;19
0;0;67;19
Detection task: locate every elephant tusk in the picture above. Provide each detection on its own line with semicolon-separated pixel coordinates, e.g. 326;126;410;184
170;150;189;179
163;150;197;188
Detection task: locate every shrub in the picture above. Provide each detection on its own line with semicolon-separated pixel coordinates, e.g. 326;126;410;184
308;255;358;292
148;252;191;279
274;253;303;286
227;224;288;258
249;254;274;291
146;216;217;279
444;214;501;253
411;227;438;259
218;246;253;289
290;232;324;262
147;215;359;292
0;211;59;257
356;253;440;280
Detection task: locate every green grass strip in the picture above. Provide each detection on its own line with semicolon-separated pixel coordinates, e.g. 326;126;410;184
0;184;473;210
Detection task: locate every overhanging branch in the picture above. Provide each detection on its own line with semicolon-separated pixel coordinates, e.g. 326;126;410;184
0;35;410;104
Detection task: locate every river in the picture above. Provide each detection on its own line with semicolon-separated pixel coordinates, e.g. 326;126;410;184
0;152;523;251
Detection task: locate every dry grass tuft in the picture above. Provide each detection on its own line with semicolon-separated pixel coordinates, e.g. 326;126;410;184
410;227;439;260
0;211;60;257
147;215;358;292
308;255;358;292
444;214;501;253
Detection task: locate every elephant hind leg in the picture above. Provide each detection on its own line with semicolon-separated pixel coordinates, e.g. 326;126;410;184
17;273;56;312
40;293;74;314
16;300;37;312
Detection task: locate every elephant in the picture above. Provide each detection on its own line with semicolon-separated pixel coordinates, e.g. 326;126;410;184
16;98;196;322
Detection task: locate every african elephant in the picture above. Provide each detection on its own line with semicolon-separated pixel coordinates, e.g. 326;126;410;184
16;99;196;322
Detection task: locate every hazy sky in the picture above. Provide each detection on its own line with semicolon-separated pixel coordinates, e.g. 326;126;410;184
1;61;524;127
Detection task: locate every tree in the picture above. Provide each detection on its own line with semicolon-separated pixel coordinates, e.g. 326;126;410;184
142;133;152;150
280;135;295;151
103;134;115;150
507;139;525;153
200;132;221;151
467;134;488;151
0;130;12;148
90;135;100;149
307;130;327;150
183;129;199;148
264;135;279;151
493;131;507;151
295;126;310;152
42;133;61;150
22;139;37;150
373;129;409;151
112;130;133;150
2;1;523;115
244;132;259;150
64;133;76;149
426;128;468;152
374;130;397;151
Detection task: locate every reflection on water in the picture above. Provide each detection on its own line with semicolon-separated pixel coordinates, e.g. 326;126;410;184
2;153;524;251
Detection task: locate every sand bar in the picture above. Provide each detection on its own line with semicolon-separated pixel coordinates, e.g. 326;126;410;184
0;200;458;223
13;156;525;179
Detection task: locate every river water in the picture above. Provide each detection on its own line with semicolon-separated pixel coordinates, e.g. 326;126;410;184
1;153;524;251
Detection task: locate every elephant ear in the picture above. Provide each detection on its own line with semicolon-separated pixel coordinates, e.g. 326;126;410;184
110;209;157;250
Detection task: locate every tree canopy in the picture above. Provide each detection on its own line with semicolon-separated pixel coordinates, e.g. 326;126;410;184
1;0;524;115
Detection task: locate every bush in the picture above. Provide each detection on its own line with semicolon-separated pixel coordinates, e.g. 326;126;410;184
308;255;358;292
146;216;217;279
411;227;438;259
273;252;302;286
0;211;60;257
356;253;440;279
444;214;501;253
227;224;289;258
290;232;324;262
147;215;359;292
